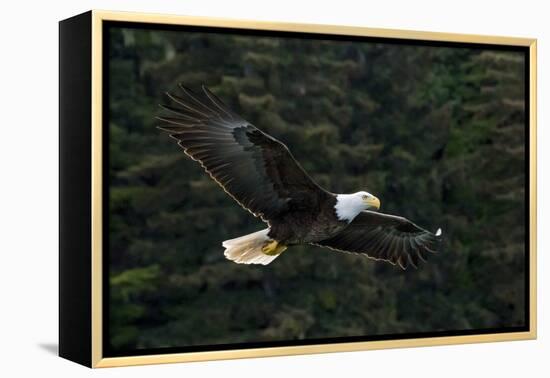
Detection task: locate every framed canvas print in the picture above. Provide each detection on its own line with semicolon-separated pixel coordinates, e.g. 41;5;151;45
59;10;537;368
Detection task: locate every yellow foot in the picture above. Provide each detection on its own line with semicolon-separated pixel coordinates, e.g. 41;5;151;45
261;240;287;256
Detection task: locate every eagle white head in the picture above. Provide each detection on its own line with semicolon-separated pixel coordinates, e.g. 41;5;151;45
335;191;381;222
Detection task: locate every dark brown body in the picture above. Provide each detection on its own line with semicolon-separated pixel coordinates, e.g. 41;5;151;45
267;193;348;245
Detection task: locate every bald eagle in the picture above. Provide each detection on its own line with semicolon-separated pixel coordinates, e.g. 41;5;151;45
157;85;442;269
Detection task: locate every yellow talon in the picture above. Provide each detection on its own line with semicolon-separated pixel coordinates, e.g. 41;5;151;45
261;240;287;256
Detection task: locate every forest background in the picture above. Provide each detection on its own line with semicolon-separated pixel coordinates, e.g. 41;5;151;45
106;25;527;352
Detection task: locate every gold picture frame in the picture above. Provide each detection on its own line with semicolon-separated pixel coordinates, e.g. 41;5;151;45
59;9;537;368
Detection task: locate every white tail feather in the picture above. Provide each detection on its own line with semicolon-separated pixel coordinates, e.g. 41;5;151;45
222;228;282;265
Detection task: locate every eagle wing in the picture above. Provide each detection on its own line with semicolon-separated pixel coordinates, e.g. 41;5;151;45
314;211;442;269
157;84;330;224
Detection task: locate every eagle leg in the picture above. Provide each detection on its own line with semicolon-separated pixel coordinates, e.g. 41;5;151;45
261;240;287;256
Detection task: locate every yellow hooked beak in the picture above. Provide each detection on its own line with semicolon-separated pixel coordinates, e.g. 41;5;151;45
363;196;381;210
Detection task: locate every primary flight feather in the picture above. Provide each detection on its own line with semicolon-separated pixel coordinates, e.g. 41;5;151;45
157;84;442;269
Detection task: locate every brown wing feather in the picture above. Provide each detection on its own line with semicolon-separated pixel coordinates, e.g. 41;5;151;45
314;211;442;269
157;84;330;224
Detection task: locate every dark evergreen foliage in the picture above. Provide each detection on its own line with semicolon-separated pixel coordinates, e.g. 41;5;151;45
107;27;526;351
